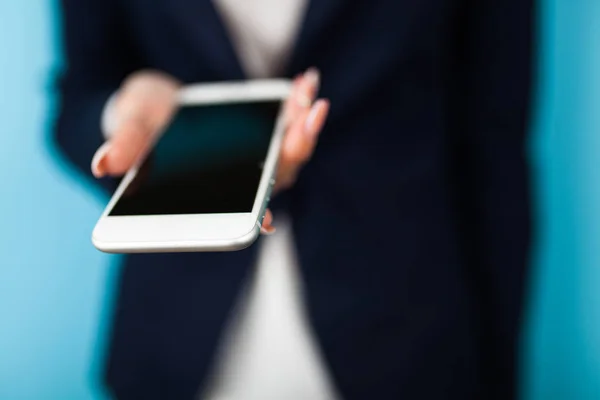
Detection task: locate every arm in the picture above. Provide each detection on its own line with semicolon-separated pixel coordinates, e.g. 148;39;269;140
447;0;536;397
53;0;140;185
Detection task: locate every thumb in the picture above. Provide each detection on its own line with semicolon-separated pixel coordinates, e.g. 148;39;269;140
93;116;156;177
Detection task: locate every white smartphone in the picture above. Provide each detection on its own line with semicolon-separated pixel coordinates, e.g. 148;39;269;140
92;79;292;253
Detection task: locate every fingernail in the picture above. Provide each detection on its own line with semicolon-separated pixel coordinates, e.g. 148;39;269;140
304;67;320;90
305;99;328;137
261;226;277;236
296;68;320;108
91;141;112;178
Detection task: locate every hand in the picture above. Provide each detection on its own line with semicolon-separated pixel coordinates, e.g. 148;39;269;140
91;69;329;235
91;70;181;177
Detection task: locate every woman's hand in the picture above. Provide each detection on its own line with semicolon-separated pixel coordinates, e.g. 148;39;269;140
91;70;182;177
91;69;329;235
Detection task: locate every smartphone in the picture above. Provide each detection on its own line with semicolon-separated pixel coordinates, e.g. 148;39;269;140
92;79;292;253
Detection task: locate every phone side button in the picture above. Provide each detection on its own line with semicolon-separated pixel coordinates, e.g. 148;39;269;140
258;205;268;226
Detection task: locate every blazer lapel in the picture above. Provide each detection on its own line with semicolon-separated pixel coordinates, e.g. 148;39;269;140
164;0;345;79
165;0;246;80
287;0;345;74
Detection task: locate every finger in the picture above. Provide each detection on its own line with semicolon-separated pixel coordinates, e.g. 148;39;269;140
260;209;276;235
284;75;303;121
282;106;313;165
91;92;178;177
91;115;157;178
102;116;156;176
274;108;312;191
275;99;330;192
297;68;320;107
285;68;320;122
305;98;330;140
91;141;112;178
280;99;330;169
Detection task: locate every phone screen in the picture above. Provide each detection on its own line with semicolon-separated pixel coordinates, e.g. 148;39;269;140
109;101;282;216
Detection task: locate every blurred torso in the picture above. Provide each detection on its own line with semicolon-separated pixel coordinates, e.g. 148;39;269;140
108;1;483;397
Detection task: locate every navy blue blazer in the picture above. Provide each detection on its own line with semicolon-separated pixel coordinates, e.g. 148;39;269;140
55;0;535;399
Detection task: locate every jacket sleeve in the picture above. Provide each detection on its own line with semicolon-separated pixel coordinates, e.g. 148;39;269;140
446;0;536;397
53;0;141;186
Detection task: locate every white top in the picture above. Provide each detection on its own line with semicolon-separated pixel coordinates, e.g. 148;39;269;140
215;0;306;78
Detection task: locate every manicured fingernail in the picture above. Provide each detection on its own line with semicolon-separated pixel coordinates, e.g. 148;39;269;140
91;141;112;178
261;226;277;236
304;67;320;89
305;99;329;138
296;68;320;108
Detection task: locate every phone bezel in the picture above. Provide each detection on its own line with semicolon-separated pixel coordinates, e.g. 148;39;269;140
92;79;292;253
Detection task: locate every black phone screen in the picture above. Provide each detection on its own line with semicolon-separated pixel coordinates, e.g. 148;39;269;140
108;101;282;216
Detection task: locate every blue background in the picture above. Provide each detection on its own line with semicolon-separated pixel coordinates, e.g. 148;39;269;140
0;1;598;398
